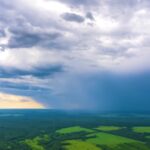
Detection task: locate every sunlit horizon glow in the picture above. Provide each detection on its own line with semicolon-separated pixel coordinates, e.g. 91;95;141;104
0;93;45;109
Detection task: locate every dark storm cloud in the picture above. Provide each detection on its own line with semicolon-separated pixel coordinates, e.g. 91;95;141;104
0;65;63;78
97;72;150;111
0;0;150;111
86;12;95;21
51;72;150;111
0;81;48;92
61;12;85;23
8;33;42;48
0;0;66;50
0;64;63;96
8;27;62;48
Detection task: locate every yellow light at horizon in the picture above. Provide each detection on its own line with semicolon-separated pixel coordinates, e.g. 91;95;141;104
0;93;45;109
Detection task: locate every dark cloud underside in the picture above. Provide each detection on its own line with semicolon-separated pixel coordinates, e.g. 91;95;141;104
61;12;85;23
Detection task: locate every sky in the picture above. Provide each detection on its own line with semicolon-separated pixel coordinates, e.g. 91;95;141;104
0;0;150;111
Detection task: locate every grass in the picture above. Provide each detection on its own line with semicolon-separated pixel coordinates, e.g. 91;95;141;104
146;136;150;139
110;143;150;150
86;132;140;146
23;135;50;150
96;126;123;131
23;137;44;150
133;127;150;133
56;126;93;134
63;140;101;150
43;134;51;142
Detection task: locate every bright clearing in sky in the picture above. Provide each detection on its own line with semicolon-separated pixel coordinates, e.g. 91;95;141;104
0;93;44;109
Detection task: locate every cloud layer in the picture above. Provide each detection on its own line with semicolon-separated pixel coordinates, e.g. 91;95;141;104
0;0;150;110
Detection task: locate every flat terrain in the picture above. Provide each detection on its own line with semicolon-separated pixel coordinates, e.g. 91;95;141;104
86;132;139;145
23;137;44;150
95;126;123;131
63;140;101;150
133;127;150;133
0;110;149;150
56;126;93;134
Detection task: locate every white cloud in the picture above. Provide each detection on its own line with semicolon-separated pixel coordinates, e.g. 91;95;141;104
0;48;64;71
130;9;150;34
0;0;150;80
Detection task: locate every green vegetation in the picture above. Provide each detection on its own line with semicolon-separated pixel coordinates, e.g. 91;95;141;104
86;132;140;146
57;126;93;134
23;134;51;150
96;126;123;131
63;140;101;150
0;110;150;150
146;136;150;139
23;137;44;150
105;142;150;150
42;135;51;142
133;127;150;133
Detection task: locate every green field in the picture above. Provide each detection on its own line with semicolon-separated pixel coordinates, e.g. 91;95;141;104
86;132;140;146
0;110;150;150
133;127;150;133
23;135;50;150
57;126;93;134
146;136;150;139
96;126;123;131
63;140;101;150
23;137;44;150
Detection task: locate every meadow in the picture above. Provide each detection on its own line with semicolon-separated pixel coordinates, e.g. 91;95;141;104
95;126;123;131
56;126;93;134
0;110;149;150
133;127;150;133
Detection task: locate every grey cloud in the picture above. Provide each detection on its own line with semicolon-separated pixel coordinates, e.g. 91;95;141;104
0;81;50;92
105;0;141;22
0;1;17;25
0;0;149;67
58;0;100;9
8;32;41;48
0;65;63;78
61;12;85;23
0;45;6;51
0;3;75;51
8;31;62;49
86;12;95;21
0;0;65;50
0;0;150;110
0;29;6;37
107;0;139;9
8;23;62;49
